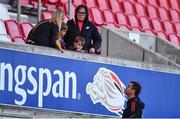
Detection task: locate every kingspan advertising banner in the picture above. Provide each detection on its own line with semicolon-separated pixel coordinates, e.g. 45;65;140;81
0;48;180;118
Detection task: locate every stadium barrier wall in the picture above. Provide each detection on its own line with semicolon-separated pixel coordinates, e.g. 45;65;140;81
0;42;180;118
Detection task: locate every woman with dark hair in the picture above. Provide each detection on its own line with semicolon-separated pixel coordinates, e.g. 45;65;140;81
64;4;102;54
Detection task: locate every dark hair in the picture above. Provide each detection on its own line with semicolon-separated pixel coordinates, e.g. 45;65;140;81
74;36;85;46
131;81;142;96
75;4;89;23
61;22;68;31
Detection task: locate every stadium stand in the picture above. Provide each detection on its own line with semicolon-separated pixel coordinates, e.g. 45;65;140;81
85;0;97;8
90;7;104;26
139;16;154;35
151;19;164;33
4;20;23;39
146;0;159;7
127;14;142;32
147;5;159;19
174;22;180;35
73;0;85;6
170;9;180;22
163;20;175;34
115;12;129;30
134;3;147;17
158;0;170;9
102;9;117;27
169;0;180;12
19;22;33;39
96;0;110;10
158;7;170;21
122;1;136;15
109;0;122;13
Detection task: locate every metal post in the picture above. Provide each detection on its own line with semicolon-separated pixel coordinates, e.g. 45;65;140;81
37;0;42;22
68;0;72;19
17;0;21;22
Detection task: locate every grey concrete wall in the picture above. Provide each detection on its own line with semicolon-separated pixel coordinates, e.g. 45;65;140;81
109;27;180;66
156;37;180;65
115;29;157;52
101;27;180;67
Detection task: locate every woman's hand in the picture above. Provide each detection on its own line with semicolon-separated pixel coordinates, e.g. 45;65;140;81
89;48;95;54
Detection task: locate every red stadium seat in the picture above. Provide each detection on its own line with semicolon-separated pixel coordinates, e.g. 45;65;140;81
60;0;68;4
29;0;38;9
122;1;136;15
44;3;57;11
41;11;52;20
102;10;117;27
147;5;159;19
163;21;175;34
90;7;104;25
170;9;180;22
12;36;26;44
151;19;164;32
136;0;147;5
158;0;170;9
134;3;147;17
19;0;29;7
168;34;180;46
144;29;155;35
157;32;167;39
73;0;85;6
48;0;58;4
4;20;22;38
127;14;142;32
96;0;110;10
146;0;159;7
158;7;170;21
128;0;136;3
169;0;180;12
85;0;97;8
174;22;180;35
19;22;34;39
139;16;153;31
109;0;122;13
115;12;129;29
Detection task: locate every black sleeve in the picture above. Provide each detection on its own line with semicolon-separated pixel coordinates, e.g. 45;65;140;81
50;24;59;48
91;25;102;50
130;102;143;118
64;20;74;49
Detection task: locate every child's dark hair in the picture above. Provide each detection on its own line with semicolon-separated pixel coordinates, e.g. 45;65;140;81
61;22;68;31
74;36;85;46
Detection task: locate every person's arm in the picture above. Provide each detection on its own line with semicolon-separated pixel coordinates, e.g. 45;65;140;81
50;24;59;48
90;25;102;53
56;39;64;53
129;101;143;118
